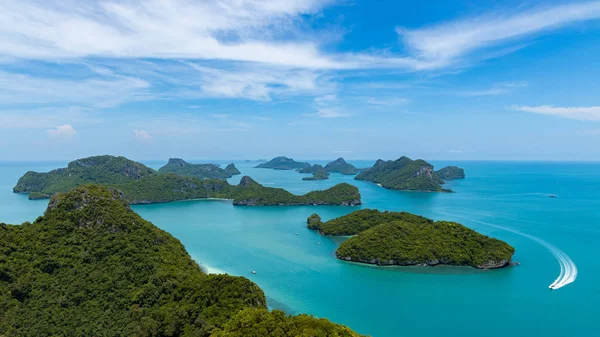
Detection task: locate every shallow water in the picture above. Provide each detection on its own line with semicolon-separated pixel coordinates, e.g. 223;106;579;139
1;160;599;337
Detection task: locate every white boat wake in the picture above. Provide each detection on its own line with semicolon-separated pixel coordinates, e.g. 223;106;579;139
438;211;577;290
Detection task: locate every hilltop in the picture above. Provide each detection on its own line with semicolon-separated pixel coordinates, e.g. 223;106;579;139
255;156;310;170
325;158;358;175
0;185;364;336
158;158;241;179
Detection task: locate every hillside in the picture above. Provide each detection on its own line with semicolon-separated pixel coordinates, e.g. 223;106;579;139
13;156;361;206
436;166;465;180
325;158;358;175
0;185;364;336
158;158;240;179
355;157;448;192
255;156;310;170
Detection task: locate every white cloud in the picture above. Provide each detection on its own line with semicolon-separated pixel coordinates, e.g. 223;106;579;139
512;105;600;121
364;97;410;106
47;124;77;138
0;70;150;107
134;129;152;142
310;94;350;118
0;108;102;129
458;81;529;97
397;2;600;68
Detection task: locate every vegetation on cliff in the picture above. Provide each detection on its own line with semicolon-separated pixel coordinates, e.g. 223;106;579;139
302;166;329;181
13;155;155;195
255;157;310;170
325;158;358;175
308;209;514;269
158;158;239;179
336;220;514;269
0;185;361;336
307;209;431;236
355;157;449;192
13;156;361;206
436;166;465;180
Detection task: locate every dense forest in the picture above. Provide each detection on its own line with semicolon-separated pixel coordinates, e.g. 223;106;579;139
309;209;515;269
0;185;365;336
158;158;241;179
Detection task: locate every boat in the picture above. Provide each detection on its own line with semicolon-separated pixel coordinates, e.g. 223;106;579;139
317;242;322;245
549;194;558;198
295;232;298;235
251;270;256;274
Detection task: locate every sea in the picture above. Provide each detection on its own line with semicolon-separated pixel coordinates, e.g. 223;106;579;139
1;160;598;337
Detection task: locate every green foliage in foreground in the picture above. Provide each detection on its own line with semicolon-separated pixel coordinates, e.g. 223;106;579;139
13;156;361;206
212;308;365;337
335;219;515;269
0;185;267;336
355;156;449;192
158;158;240;179
308;208;432;236
436;166;465;180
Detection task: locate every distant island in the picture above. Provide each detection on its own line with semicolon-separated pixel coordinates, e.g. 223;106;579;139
255;156;310;170
355;156;464;192
13;155;361;206
324;158;358;175
308;209;514;269
300;164;329;181
436;166;465;180
158;158;241;179
0;185;364;336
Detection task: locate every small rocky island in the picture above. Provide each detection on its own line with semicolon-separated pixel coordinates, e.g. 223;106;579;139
308;209;515;269
255;156;310;170
0;185;364;336
355;156;464;192
13;155;362;206
324;158;358;175
158;158;240;179
300;164;329;181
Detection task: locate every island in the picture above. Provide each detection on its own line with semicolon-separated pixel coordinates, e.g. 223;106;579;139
355;156;451;192
158;158;240;179
324;157;358;175
13;155;362;206
308;209;515;269
255;156;310;170
0;185;364;336
301;165;329;181
436;166;465;180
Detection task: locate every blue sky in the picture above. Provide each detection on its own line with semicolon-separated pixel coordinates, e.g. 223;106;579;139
2;0;600;161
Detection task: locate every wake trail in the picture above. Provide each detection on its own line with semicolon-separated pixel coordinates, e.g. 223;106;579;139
438;211;577;290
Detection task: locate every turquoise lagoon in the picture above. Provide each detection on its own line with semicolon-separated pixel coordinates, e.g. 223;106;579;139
1;160;598;337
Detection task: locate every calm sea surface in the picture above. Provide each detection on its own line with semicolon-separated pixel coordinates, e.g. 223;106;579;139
1;160;598;337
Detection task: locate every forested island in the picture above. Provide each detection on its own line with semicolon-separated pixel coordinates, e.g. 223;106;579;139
436;166;465;180
301;165;330;181
355;156;464;192
0;185;364;336
13;156;361;206
324;158;358;175
158;158;241;179
308;209;514;269
255;156;310;170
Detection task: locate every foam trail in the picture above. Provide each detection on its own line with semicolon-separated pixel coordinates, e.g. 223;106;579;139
438;211;577;290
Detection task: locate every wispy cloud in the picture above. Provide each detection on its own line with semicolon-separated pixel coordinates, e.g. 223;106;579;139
310;94;350;118
364;96;410;106
397;2;600;68
457;81;528;97
512;105;600;121
47;124;76;139
133;129;152;142
0;107;103;129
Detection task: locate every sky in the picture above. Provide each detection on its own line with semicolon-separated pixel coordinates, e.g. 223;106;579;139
1;0;600;161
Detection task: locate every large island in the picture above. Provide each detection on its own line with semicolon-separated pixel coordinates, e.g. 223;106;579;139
355;156;464;192
13;155;361;206
324;158;359;175
308;209;515;269
0;185;364;336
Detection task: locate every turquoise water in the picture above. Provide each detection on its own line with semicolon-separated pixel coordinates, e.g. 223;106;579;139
1;160;599;337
